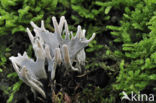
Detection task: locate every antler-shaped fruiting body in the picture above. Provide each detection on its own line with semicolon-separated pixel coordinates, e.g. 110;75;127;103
9;16;95;98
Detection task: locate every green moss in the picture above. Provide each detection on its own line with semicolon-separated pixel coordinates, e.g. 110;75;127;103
0;0;58;35
105;0;156;94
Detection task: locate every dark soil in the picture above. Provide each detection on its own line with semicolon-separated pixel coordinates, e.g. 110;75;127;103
13;67;109;103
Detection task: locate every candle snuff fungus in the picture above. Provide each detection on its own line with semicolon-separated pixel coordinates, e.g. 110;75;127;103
9;16;96;98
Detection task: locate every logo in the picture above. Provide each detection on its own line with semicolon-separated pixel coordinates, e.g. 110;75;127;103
121;91;155;102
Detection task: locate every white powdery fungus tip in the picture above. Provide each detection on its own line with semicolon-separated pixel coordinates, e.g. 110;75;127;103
89;33;96;42
52;16;59;33
76;25;81;39
26;28;34;44
59;16;65;33
41;20;45;30
83;33;96;43
64;20;69;36
82;29;86;38
30;21;39;29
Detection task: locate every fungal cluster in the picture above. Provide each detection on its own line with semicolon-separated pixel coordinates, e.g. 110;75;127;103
9;16;95;98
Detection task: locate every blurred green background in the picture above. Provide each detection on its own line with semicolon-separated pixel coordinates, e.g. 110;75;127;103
0;0;156;103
